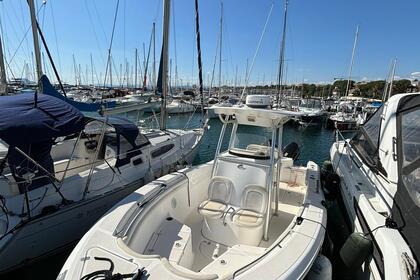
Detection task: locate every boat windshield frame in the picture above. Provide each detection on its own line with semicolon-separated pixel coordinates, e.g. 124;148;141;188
393;94;420;261
227;124;273;160
350;105;387;176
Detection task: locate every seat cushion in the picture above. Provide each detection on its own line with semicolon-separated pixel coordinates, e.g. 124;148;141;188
232;209;264;227
198;200;227;218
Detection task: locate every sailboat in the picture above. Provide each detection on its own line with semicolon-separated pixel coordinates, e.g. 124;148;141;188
327;26;360;131
0;92;202;273
0;0;204;272
206;1;234;119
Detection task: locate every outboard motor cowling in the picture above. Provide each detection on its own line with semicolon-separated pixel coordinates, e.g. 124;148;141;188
282;142;300;160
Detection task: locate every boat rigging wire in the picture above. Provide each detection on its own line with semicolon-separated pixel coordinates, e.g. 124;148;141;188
102;0;120;90
240;2;274;102
2;1;46;78
49;0;62;75
84;0;106;67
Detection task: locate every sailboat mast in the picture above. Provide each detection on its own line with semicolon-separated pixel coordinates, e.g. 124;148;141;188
160;0;171;130
28;0;43;82
194;0;204;111
109;53;113;88
0;32;7;92
135;48;138;88
153;22;156;90
276;0;288;107
218;1;223;98
90;53;94;86
345;25;359;98
73;54;77;86
387;58;397;101
234;65;238;93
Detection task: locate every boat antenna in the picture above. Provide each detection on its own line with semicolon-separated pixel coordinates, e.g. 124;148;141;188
276;0;288;107
345;25;359;98
194;0;204;114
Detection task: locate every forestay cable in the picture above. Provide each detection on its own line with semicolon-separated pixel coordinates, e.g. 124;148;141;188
240;2;274;102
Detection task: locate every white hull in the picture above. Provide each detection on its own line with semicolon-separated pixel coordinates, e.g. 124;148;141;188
59;106;326;280
167;102;195;114
0;181;139;272
331;141;416;280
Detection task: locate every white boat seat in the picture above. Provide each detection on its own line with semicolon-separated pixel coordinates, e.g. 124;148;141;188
231;209;264;227
246;144;270;156
230;185;268;246
198;200;227;218
232;185;267;227
198;176;234;219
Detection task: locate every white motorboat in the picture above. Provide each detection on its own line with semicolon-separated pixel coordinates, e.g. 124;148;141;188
167;99;196;114
329;93;419;279
327;111;358;131
298;98;325;126
59;106;327;280
0;93;203;273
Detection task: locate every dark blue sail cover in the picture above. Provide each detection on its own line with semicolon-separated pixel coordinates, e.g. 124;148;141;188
0;93;85;145
40;75;117;112
0;93;85;191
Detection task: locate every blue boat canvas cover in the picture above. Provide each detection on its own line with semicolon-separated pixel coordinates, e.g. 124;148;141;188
0;93;85;191
40;75;117;112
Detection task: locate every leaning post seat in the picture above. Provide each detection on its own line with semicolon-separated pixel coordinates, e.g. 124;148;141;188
198;176;234;218
231;185;268;246
198;176;235;243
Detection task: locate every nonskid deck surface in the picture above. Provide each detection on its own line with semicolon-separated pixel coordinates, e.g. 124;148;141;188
143;180;306;274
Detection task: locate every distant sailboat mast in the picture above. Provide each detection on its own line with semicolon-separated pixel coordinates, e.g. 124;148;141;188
28;0;43;82
218;1;223;99
160;0;171;130
0;32;7;93
135;48;138;88
153;22;156;90
276;0;288;107
345;25;359;98
194;0;204;111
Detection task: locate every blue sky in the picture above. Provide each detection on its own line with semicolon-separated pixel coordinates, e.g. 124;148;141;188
1;0;419;86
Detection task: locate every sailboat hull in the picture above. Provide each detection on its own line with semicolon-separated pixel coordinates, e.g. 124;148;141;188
0;181;141;273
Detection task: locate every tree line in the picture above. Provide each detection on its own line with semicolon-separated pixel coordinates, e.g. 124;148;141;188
245;79;418;99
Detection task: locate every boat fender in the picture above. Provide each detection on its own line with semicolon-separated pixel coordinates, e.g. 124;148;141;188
322;173;340;201
321;160;334;181
282;142;300;160
0;219;7;235
340;232;373;269
305;254;332;280
41;204;60;215
321;230;334;259
144;168;155;183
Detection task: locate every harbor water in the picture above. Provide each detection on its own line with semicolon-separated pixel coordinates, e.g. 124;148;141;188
5;112;354;280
